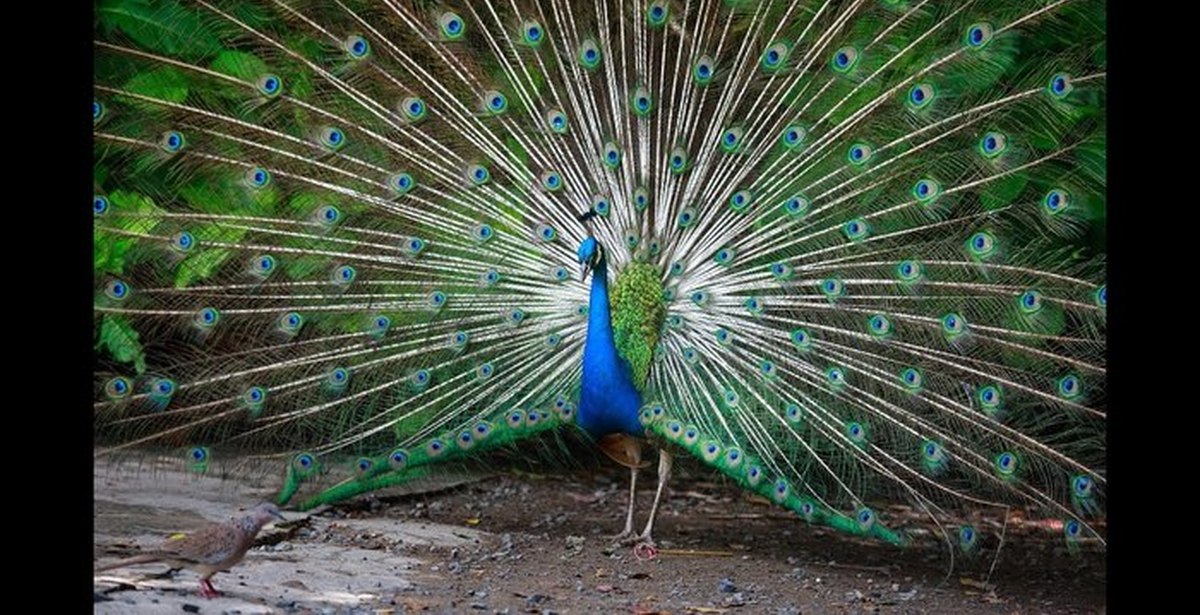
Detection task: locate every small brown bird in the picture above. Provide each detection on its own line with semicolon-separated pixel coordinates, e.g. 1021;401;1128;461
95;502;286;599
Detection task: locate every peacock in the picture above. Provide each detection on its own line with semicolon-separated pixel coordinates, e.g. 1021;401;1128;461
93;0;1107;561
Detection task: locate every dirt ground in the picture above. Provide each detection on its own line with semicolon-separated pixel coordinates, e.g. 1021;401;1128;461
93;452;1105;614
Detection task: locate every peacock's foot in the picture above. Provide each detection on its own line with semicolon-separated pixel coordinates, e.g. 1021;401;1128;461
609;529;640;547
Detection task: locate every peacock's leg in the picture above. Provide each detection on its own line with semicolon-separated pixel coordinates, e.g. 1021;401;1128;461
634;447;673;551
610;466;639;544
597;433;651;545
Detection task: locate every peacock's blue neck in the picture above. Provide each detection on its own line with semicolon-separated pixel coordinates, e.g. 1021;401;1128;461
586;263;615;350
578;260;644;438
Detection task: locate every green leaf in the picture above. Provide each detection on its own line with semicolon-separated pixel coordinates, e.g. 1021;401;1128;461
95;191;167;275
94;234;136;275
107;190;167;235
210;50;268;81
97;315;147;374
192;220;247;245
124;67;189;103
97;0;222;61
180;175;278;217
176;248;232;288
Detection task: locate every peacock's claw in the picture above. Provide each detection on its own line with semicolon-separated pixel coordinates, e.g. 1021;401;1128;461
609;530;640;547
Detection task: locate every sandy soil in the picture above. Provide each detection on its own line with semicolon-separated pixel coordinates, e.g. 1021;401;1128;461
94;453;1105;614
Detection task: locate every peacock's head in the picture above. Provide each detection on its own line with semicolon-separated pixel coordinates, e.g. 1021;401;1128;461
577;237;606;282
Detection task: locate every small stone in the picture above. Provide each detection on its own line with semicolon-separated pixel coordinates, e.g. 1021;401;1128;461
718;578;737;593
182;605;201;614
723;592;746;607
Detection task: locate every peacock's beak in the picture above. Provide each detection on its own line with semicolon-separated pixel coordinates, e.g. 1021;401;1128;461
580;262;592;283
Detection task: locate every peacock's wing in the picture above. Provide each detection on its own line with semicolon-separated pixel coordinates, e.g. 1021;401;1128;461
609;261;667;393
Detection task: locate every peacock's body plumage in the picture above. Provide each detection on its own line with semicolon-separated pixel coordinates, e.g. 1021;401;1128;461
577;237;666;441
94;0;1106;556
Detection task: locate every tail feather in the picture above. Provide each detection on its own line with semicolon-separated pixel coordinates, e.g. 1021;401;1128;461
94;553;165;574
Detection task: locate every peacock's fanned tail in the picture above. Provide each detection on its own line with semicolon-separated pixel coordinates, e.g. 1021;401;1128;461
94;0;1105;551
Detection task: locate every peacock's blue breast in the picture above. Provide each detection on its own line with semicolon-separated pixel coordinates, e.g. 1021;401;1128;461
577;350;644;437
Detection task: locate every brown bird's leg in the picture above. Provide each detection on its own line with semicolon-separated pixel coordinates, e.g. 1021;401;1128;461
198;575;220;599
633;447;673;558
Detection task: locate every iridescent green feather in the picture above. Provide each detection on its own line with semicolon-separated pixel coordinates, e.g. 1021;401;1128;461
609;263;666;393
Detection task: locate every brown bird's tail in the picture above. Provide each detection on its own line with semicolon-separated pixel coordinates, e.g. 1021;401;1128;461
94;553;162;573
